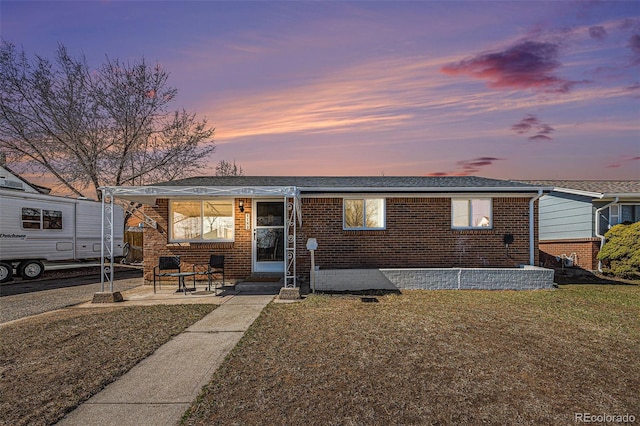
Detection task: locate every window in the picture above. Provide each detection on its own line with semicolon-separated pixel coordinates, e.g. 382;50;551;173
452;198;492;228
170;200;234;241
21;208;63;230
610;204;640;226
344;198;385;230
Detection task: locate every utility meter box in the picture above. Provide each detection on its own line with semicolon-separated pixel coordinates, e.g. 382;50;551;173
306;238;318;251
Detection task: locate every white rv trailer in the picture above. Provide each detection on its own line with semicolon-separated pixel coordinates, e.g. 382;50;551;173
0;188;125;282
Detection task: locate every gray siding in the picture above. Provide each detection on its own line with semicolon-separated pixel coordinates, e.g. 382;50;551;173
539;192;594;240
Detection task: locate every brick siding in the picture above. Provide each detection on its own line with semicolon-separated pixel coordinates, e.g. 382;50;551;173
143;195;538;283
143;198;253;282
539;238;600;270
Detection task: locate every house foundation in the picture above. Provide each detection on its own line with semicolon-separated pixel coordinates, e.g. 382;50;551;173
313;266;554;292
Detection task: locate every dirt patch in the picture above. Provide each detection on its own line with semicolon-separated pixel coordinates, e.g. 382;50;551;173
183;285;640;425
0;304;216;426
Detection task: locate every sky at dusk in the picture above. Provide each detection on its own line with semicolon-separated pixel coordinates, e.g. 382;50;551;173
1;1;639;180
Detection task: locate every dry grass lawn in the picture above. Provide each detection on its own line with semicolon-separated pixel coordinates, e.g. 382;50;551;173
184;285;639;425
0;304;216;426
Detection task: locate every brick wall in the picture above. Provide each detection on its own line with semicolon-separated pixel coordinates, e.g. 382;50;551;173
296;197;537;281
143;195;539;283
539;238;600;270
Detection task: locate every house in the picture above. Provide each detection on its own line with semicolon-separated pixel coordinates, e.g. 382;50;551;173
526;180;640;271
99;176;552;291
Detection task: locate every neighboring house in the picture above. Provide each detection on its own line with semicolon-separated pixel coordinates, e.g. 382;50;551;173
525;180;640;271
100;176;550;287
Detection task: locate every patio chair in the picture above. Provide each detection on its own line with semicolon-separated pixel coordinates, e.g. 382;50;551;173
153;255;181;293
193;254;225;294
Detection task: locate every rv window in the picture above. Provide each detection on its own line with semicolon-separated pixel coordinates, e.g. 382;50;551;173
21;208;63;230
43;210;63;229
22;208;42;229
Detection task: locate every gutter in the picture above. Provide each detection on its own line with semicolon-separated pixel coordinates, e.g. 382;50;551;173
595;196;619;273
298;185;552;193
529;190;544;266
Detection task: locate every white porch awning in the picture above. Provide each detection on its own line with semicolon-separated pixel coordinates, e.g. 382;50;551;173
101;185;300;205
99;184;302;289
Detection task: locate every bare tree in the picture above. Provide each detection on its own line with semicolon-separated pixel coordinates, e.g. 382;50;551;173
215;159;244;176
0;41;215;199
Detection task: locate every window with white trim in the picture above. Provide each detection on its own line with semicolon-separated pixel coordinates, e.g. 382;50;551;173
452;198;492;229
609;204;640;226
343;198;385;230
170;200;234;242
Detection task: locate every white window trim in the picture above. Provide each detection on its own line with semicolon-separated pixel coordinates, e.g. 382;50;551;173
451;198;493;230
169;199;235;242
609;203;640;226
343;197;386;230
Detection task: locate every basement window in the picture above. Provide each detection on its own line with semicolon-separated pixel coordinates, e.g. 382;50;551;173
344;198;385;230
452;198;492;229
170;200;234;242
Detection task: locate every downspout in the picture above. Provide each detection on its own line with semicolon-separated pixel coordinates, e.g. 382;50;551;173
529;190;543;266
595;197;619;273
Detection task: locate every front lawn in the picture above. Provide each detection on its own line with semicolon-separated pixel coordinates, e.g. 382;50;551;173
0;304;217;426
184;285;639;425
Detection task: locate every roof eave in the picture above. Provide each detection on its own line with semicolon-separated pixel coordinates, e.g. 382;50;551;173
299;185;551;193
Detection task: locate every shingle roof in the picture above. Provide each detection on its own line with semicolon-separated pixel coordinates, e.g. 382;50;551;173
521;180;640;196
153;176;547;191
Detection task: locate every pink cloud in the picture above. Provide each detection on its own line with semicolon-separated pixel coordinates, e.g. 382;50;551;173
441;41;580;93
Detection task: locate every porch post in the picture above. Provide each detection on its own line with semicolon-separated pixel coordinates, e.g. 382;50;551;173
94;188;123;303
284;196;297;288
100;188;115;292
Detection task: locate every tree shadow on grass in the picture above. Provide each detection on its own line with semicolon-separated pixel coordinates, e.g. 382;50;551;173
553;268;639;286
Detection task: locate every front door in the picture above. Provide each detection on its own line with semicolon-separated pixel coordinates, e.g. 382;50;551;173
253;200;285;273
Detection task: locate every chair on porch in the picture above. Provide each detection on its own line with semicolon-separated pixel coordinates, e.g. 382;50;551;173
153;255;181;293
193;254;225;294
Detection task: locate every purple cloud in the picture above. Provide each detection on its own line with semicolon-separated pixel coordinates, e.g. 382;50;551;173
427;157;504;176
441;41;579;93
528;135;553;142
511;114;555;141
588;26;607;41
607;156;640;168
511;115;539;134
629;34;640;63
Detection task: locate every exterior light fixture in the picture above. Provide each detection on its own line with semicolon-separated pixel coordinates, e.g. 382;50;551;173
239;199;245;212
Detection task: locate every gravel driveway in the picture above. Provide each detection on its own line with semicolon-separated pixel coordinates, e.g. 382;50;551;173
0;267;143;324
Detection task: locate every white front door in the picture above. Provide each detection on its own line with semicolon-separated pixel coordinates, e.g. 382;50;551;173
253;200;285;273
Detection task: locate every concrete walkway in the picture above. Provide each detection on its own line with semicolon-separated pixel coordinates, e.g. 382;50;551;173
56;290;275;426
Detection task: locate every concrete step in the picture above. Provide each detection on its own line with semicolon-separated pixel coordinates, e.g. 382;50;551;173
235;281;283;294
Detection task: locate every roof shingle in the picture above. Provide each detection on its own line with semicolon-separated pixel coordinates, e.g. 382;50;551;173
154;176;546;190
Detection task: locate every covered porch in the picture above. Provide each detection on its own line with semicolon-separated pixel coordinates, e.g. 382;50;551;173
98;185;302;295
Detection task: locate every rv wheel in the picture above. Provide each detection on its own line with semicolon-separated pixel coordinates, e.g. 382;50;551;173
17;260;44;280
0;262;13;283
